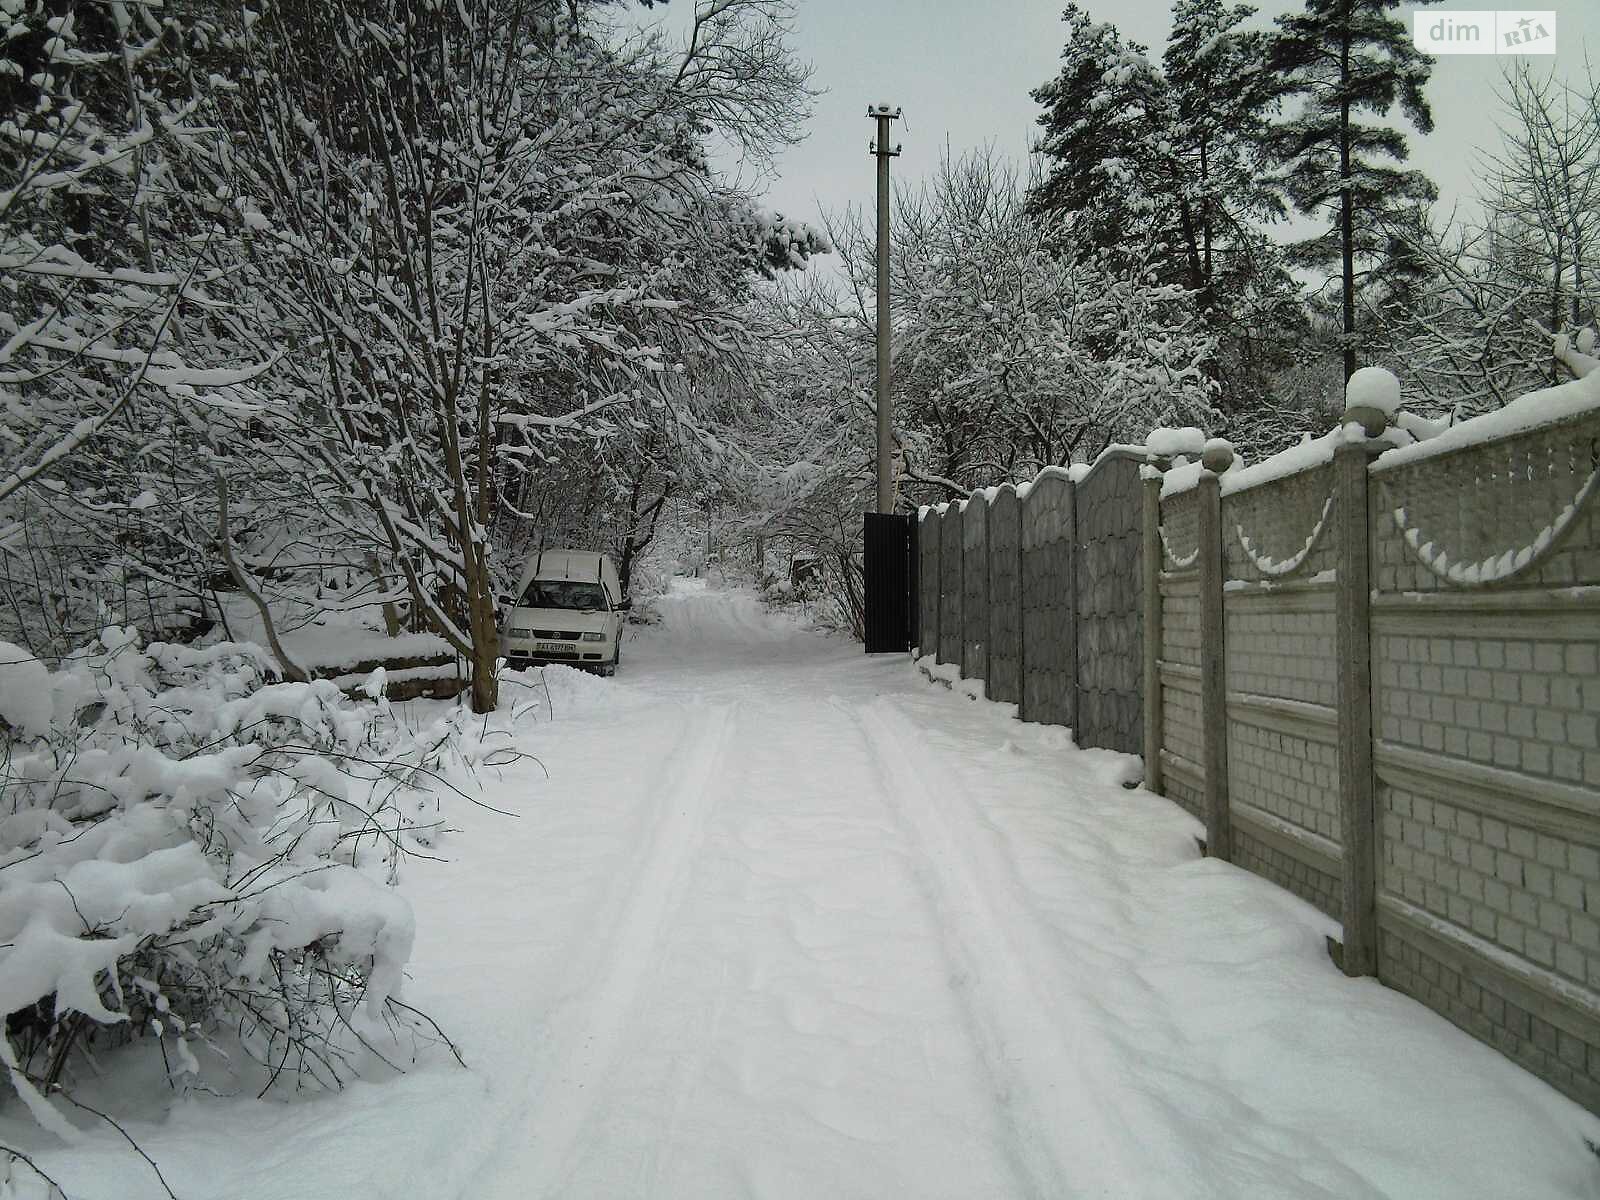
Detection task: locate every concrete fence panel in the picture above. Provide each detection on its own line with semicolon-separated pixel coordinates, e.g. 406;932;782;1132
962;496;990;682
1021;472;1076;728
1366;411;1600;1111
1074;453;1145;755
912;402;1600;1115
938;506;963;667
917;509;940;657
987;486;1023;705
1155;486;1205;822
1219;463;1344;918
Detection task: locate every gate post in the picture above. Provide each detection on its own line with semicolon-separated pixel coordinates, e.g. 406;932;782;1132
1197;469;1231;860
907;514;920;652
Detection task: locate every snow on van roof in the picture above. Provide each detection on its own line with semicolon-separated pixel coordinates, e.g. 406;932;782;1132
518;549;617;592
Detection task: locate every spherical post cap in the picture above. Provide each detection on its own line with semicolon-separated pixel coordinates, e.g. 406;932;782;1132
1343;404;1390;437
1200;437;1234;473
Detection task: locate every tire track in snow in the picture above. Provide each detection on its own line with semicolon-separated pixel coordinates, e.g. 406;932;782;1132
853;697;1154;1200
478;701;736;1200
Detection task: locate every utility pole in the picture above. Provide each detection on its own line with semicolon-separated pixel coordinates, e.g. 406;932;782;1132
868;104;901;515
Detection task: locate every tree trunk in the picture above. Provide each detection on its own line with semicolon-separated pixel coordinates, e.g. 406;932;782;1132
467;572;499;713
367;554;402;637
1339;8;1358;383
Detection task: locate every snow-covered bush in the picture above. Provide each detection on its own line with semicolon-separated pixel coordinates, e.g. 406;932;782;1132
0;632;491;1133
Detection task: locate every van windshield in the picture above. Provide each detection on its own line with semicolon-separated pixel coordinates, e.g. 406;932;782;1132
520;580;608;612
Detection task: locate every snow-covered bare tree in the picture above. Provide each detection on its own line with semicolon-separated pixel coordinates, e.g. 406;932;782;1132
1374;64;1600;413
0;2;279;655
1481;63;1600;372
213;0;816;712
832;149;1218;501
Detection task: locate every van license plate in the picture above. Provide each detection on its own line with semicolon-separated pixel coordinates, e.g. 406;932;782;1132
535;642;571;653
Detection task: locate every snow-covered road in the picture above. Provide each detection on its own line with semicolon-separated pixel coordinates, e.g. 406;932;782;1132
39;580;1600;1198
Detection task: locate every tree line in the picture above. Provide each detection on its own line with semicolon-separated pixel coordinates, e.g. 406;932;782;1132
5;0;1598;670
750;0;1599;558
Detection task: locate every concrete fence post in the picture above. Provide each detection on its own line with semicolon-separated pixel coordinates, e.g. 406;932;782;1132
1142;474;1164;796
1013;490;1026;715
1065;477;1080;735
975;498;990;684
1197;469;1231;860
973;502;984;683
1334;441;1379;977
926;512;939;660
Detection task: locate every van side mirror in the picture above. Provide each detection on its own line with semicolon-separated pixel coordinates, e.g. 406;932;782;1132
617;597;632;612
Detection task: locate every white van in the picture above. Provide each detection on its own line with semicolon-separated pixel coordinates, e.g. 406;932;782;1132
501;549;628;675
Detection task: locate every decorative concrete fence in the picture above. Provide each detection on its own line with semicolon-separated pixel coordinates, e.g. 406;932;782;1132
1145;370;1600;1113
916;449;1145;756
913;362;1600;1113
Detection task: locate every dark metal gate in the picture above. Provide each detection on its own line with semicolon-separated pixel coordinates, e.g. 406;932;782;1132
863;512;915;653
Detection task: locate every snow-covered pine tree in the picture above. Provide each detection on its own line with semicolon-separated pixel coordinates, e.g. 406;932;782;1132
1028;6;1168;266
1028;0;1298;412
1265;0;1439;382
1159;0;1283;308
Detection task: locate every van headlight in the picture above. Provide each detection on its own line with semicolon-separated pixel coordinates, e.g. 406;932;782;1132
582;632;605;642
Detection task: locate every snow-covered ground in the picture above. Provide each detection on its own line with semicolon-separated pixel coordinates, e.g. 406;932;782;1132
19;578;1600;1199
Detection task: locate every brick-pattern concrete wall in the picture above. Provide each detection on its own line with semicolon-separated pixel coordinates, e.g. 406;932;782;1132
917;510;940;658
1366;411;1600;1113
913;409;1600;1115
1156;488;1204;820
1075;454;1144;755
987;487;1023;705
961;498;989;682
1371;417;1600;595
1160;678;1205;821
938;507;962;667
1218;468;1344;918
1145;408;1600;1115
1021;474;1076;728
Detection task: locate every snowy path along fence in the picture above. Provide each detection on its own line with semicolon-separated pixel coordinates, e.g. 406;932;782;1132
916;376;1600;1115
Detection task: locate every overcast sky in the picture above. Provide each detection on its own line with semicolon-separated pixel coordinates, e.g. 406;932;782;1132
632;1;1598;265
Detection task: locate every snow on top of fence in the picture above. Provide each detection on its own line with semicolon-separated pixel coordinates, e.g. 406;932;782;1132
1157;346;1598;500
919;338;1600;517
1370;352;1600;474
1161;422;1411;498
918;444;1149;516
1144;426;1207;458
1015;464;1087;501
